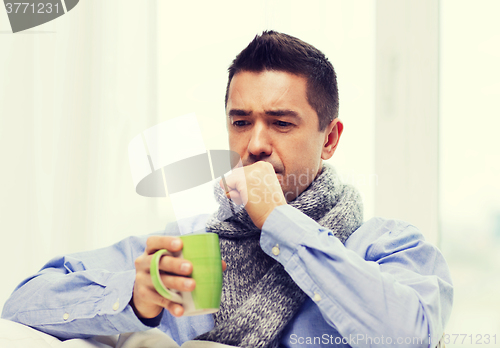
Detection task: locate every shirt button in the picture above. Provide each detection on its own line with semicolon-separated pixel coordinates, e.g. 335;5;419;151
313;292;322;302
272;244;280;256
112;300;120;311
63;313;69;320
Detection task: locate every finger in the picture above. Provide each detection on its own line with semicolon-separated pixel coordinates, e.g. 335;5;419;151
158;255;192;276
145;236;183;254
160;273;196;292
167;301;184;317
222;260;227;272
137;256;194;291
224;167;250;205
219;176;244;205
136;267;194;296
228;189;244;205
221;175;230;195
219;178;233;197
135;265;155;287
134;254;150;273
138;286;184;317
219;180;231;200
221;166;247;190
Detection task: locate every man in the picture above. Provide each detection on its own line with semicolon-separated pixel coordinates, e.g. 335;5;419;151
2;31;452;347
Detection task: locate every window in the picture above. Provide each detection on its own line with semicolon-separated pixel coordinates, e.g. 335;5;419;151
440;0;500;338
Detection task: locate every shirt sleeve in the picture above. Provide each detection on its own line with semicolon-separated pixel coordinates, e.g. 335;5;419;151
1;234;160;340
260;205;453;348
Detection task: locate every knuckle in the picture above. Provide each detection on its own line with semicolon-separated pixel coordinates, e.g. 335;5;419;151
134;254;150;270
257;161;267;169
145;236;154;249
134;256;142;268
135;271;148;283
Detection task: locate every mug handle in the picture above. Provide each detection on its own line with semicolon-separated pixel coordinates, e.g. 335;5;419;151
150;249;184;304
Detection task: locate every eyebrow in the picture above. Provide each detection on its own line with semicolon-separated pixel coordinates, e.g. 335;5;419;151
265;109;299;117
228;109;251;117
228;109;299;117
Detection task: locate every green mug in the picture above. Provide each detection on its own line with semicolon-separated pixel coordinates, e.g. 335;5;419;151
150;232;223;316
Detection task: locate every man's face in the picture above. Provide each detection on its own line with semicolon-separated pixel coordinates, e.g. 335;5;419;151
226;70;340;201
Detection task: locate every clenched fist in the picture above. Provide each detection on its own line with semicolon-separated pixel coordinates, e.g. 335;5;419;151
222;161;287;229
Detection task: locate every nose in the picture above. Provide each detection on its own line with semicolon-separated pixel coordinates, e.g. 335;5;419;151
247;122;272;160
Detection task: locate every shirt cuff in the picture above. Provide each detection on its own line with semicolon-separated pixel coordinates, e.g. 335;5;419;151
260;205;325;265
100;269;160;333
137;309;164;327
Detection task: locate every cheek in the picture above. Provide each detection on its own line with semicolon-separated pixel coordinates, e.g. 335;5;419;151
289;138;323;170
280;140;314;169
228;133;240;149
228;134;248;158
296;137;321;157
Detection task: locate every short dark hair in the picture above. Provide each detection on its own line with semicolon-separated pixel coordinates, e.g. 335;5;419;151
225;30;339;131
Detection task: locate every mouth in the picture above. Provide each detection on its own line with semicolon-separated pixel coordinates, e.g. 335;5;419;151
271;167;283;176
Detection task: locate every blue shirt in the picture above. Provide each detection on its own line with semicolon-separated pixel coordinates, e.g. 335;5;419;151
2;205;453;348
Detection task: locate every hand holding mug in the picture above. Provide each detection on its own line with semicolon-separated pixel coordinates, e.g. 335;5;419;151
132;235;225;319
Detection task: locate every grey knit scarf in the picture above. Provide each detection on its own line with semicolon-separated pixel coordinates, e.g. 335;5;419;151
195;164;363;348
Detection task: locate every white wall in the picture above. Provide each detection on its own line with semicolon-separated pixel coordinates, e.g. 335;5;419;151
440;0;500;340
0;0;168;312
375;0;439;245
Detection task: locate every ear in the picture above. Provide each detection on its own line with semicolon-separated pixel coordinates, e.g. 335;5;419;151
321;119;343;160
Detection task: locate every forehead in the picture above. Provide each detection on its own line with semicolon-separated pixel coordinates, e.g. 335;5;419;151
227;70;312;112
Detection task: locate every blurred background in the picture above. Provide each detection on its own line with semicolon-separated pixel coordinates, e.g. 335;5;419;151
0;0;498;346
